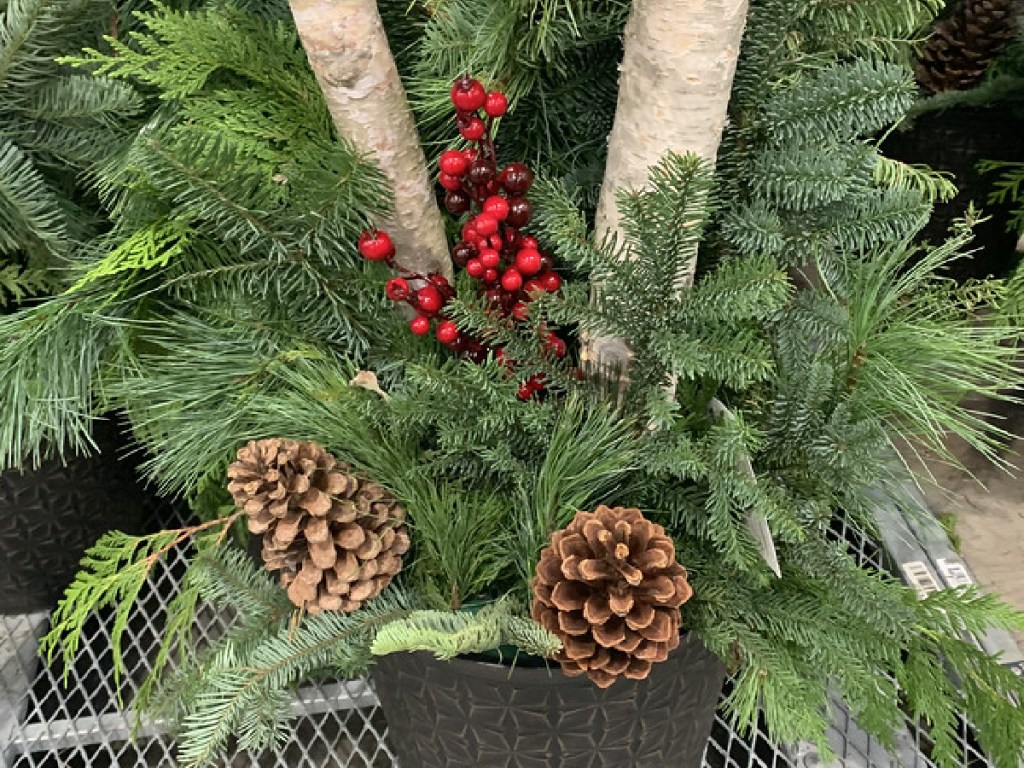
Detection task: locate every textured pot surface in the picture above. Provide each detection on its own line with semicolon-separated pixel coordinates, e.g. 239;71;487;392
883;107;1024;281
0;419;146;613
372;633;726;768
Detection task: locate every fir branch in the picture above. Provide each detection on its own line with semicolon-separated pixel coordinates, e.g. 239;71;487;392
760;59;917;146
750;144;876;212
175;592;413;767
873;155;958;204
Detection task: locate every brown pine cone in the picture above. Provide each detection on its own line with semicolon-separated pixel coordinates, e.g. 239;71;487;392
530;505;693;688
916;0;1016;93
227;438;410;613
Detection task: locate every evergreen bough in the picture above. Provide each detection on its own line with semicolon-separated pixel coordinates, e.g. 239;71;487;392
0;0;144;303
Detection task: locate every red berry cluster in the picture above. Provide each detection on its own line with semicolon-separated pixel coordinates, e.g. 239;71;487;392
358;230;465;345
359;77;568;400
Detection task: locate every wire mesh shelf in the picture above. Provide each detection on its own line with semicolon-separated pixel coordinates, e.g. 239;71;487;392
0;505;1008;767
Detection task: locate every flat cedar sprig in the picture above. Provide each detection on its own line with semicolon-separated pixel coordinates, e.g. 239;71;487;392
40;511;242;692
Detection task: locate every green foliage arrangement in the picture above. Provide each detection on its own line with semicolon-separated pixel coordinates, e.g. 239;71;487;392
0;0;147;306
3;2;1022;767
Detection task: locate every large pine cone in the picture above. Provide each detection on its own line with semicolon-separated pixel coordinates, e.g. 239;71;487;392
530;506;693;688
227;438;410;613
916;0;1016;93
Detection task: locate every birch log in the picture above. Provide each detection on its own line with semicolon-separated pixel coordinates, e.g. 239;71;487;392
289;0;452;279
585;0;749;373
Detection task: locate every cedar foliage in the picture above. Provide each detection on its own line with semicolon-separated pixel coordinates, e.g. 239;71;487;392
12;2;1024;767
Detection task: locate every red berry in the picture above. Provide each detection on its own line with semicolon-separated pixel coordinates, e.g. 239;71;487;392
517;373;546;400
502;163;534;194
484;91;508;118
488;234;503;250
436;320;459;344
545;333;567;359
466;258;486;279
520;236;539;250
385;277;410;301
416;285;444;314
511;301;529;321
445;189;471;215
501;268;523;292
506;197;533;227
410;316;431;336
440;150;468;176
484;288;504;306
524;278;544;295
452;241;476;266
460;117;485;141
478;248;500;269
451;77;487;112
429;273;450;289
483;268;499;284
483;195;510;221
357;230;394;261
540;271;561;292
462;148;479;164
439;172;463;191
539;254;553;272
468;160;496;185
515;248;542;276
462;224;479;242
474;213;499;237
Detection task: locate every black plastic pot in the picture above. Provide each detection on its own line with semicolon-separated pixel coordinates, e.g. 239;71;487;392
0;418;147;613
882;106;1024;281
372;634;727;768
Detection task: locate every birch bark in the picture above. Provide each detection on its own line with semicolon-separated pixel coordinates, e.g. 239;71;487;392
289;0;452;279
585;0;749;373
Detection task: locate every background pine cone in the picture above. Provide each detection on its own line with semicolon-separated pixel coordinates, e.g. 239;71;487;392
915;0;1016;93
227;438;410;613
530;505;693;688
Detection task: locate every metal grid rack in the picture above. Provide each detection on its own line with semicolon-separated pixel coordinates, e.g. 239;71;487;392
0;502;1015;768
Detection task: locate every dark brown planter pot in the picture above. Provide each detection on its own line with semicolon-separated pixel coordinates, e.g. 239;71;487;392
372;634;727;768
0;418;147;613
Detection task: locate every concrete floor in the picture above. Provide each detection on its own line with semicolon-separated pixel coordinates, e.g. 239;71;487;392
912;399;1024;649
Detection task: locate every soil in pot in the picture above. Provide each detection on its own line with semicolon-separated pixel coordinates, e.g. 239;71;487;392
371;633;727;768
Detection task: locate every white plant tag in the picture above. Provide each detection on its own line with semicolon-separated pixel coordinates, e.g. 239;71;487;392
708;397;781;578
